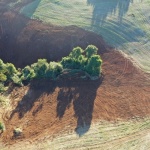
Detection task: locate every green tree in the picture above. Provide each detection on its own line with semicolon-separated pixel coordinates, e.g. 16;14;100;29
61;46;86;70
85;55;102;76
85;45;98;58
0;82;6;92
48;62;63;79
0;74;7;82
69;47;84;59
0;59;7;82
5;63;18;80
0;59;6;73
31;59;49;78
61;57;73;69
21;66;35;81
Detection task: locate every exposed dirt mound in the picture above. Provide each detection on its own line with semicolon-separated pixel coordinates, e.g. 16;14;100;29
1;50;150;145
0;10;109;68
0;8;150;147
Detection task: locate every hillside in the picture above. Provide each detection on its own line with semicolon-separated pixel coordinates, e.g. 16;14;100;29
1;49;150;147
0;1;150;150
1;0;150;72
0;10;108;68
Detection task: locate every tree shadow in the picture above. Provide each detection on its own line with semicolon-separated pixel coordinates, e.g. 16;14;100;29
87;0;133;26
87;0;146;47
56;87;74;119
5;0;40;14
9;79;56;119
56;78;103;136
17;0;41;18
9;75;102;136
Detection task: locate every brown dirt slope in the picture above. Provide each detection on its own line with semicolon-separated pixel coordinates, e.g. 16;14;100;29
0;10;109;68
0;7;150;147
1;50;150;145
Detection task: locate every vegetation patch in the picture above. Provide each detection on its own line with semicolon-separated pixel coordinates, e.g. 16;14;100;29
0;122;5;132
0;45;102;93
13;128;23;137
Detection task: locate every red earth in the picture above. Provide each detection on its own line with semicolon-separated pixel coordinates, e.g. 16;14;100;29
0;5;150;146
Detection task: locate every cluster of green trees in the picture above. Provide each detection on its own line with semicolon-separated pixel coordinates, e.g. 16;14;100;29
0;59;21;92
0;45;102;92
61;45;102;76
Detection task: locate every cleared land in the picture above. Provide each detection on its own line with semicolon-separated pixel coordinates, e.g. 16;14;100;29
0;0;150;150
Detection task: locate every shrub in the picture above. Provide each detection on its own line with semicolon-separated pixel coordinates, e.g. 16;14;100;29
0;59;6;73
0;44;102;88
85;45;98;58
69;47;84;59
5;63;18;80
31;59;49;78
0;122;5;131
61;47;86;70
21;66;35;82
48;62;63;79
11;74;23;86
85;55;102;76
0;83;6;93
61;57;73;69
61;45;102;77
13;128;22;137
0;73;7;82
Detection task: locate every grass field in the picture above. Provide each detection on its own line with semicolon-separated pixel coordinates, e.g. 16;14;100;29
42;118;150;150
1;118;150;150
10;0;150;72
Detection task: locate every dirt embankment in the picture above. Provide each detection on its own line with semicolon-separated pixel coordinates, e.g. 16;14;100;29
0;8;149;147
0;10;109;68
1;49;150;145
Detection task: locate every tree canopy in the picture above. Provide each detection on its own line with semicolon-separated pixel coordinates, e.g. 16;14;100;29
0;45;102;92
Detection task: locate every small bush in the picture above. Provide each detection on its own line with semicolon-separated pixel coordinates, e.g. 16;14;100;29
85;55;102;76
0;122;5;131
13;128;22;137
5;63;18;80
31;59;49;78
85;45;98;58
0;83;6;93
49;62;63;79
21;66;35;82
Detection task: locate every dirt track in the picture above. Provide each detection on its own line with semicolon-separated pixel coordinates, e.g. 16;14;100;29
0;3;150;148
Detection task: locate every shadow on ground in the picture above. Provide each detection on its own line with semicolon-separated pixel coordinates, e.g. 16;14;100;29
56;78;103;136
87;0;145;46
1;0;40;13
9;79;56;119
87;0;132;26
9;77;103;136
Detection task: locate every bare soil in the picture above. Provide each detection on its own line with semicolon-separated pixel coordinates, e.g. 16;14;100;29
0;9;109;68
0;5;150;147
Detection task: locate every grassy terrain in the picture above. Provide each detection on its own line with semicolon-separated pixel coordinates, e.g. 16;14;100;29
10;0;150;73
36;118;150;150
1;118;150;150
